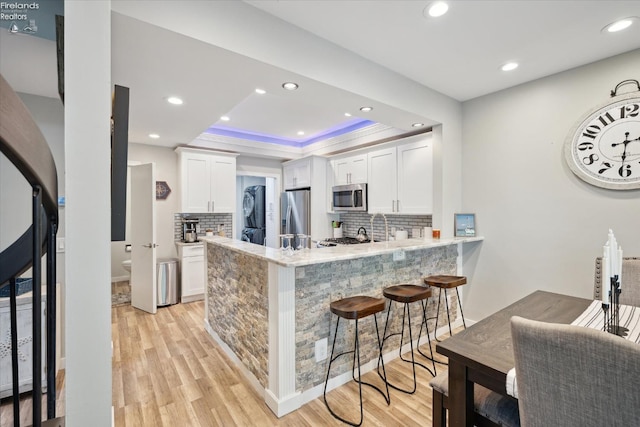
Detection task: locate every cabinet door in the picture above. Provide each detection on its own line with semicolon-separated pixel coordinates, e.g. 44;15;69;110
211;155;236;213
181;255;205;300
333;158;351;185
397;140;433;214
367;147;397;214
349;154;368;184
182;154;211;213
283;159;311;189
0;296;47;398
283;163;297;190
334;154;367;185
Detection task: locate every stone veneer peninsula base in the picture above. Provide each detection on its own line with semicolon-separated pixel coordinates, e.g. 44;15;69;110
201;235;483;417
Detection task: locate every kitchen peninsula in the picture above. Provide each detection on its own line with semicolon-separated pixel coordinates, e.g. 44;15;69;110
200;235;483;417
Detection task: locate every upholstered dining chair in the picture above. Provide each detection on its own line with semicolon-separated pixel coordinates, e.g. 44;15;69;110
510;316;640;427
594;257;640;306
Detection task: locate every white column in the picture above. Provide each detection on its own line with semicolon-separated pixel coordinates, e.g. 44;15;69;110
265;263;301;417
64;1;112;425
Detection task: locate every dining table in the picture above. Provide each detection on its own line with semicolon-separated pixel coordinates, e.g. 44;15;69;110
435;290;593;427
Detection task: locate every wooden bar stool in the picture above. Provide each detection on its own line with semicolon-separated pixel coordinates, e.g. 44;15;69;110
423;275;467;340
323;295;390;427
378;284;437;395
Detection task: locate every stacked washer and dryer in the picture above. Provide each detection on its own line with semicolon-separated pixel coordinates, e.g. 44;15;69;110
241;185;266;245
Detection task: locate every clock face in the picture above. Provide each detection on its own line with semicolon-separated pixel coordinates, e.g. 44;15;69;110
564;93;640;190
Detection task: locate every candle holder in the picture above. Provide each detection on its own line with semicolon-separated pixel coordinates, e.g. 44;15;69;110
602;275;628;337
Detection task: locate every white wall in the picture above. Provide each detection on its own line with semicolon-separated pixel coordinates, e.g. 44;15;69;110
65;0;112;425
461;49;640;321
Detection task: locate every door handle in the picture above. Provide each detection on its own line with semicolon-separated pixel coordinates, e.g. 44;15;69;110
142;243;158;248
392;200;396;212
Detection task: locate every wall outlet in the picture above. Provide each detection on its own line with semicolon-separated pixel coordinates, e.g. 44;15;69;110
315;338;328;362
393;249;405;261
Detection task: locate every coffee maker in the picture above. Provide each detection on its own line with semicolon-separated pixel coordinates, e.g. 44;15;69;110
181;218;199;243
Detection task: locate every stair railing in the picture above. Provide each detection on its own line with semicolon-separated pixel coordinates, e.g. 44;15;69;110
1;73;59;426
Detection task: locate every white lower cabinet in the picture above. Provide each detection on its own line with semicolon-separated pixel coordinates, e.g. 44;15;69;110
178;243;205;302
0;289;47;398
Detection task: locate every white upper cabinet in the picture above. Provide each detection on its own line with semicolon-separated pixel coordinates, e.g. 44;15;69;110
396;139;433;214
333;154;368;185
283;158;311;189
176;147;237;213
367;147;397;213
367;136;433;214
281;156;333;240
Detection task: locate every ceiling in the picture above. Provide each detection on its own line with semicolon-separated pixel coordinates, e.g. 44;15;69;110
2;1;640;158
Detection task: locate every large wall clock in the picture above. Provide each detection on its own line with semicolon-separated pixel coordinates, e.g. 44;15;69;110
563;90;640;190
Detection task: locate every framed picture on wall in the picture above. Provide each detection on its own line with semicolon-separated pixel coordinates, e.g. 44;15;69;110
454;213;476;237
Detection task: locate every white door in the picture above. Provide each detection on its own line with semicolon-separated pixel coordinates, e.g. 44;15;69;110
130;163;157;314
265;177;278;248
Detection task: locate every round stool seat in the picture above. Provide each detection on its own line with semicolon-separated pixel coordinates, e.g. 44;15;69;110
383;284;432;303
330;296;386;320
424;275;467;289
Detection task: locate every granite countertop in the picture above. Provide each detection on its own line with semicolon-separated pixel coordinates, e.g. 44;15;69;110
174;240;206;247
200;235;484;267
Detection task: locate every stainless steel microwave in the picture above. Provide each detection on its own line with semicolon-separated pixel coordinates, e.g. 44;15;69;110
332;183;367;212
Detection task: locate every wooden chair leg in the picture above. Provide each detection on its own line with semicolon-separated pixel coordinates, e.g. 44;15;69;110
432;388;446;427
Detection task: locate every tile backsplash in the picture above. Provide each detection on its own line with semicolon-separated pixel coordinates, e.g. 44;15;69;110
174;213;232;240
338;212;432;240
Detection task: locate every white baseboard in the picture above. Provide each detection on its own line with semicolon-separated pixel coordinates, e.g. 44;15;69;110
181;293;204;303
204;320;263;396
201;315;471;418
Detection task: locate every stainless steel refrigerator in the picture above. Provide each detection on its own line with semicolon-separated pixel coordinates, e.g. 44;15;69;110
281;189;311;249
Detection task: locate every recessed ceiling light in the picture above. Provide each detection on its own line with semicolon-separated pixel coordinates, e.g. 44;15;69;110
412;123;424;128
149;133;160;139
501;62;519;72
425;1;449;18
220;116;230;121
255;88;266;95
282;82;299;90
344;112;352;117
360;106;373;112
297;131;305;136
167;96;183;105
604;18;635;33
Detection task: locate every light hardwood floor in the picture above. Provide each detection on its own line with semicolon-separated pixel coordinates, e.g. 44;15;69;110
1;299;448;426
112;300;447;427
0;369;65;426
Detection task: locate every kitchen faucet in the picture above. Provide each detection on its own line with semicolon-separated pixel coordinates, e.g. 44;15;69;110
369;212;388;243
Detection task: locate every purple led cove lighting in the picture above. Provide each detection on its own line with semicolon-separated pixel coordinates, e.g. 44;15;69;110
205;118;375;147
